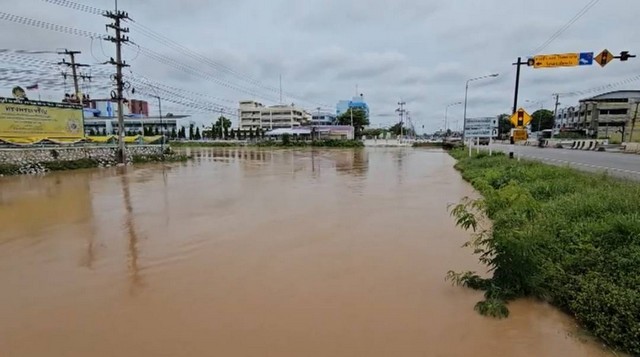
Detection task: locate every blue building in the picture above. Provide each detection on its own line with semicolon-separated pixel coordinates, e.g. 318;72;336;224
336;95;369;118
311;111;337;125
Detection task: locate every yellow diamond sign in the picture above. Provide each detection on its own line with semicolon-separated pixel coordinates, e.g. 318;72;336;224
510;108;532;128
594;49;614;67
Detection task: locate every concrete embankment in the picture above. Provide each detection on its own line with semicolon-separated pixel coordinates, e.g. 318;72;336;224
0;145;164;175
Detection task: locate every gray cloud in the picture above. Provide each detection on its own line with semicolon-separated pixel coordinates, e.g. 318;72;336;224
0;0;639;131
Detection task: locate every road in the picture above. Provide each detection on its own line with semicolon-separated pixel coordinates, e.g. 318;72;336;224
490;143;640;180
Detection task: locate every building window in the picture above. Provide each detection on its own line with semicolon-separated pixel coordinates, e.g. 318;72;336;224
600;109;628;115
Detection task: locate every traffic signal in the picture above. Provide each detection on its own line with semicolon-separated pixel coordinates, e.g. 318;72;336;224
517;110;524;127
527;58;535;66
619;51;636;61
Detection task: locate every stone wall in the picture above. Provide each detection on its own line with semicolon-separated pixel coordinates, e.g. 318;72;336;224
0;145;164;174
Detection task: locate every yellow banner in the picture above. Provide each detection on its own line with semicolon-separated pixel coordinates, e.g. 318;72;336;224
533;53;579;68
0;98;84;138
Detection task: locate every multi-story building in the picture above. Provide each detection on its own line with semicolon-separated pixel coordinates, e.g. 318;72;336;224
336;95;369;118
82;98;186;136
311;111;337;125
554;90;640;139
238;100;311;130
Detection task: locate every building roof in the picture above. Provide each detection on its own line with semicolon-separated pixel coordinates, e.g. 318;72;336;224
582;90;640;101
265;128;311;136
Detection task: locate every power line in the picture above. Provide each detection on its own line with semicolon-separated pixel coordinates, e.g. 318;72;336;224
0;11;104;38
530;0;601;55
39;0;332;109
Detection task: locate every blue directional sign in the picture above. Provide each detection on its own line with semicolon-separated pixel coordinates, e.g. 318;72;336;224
579;52;594;66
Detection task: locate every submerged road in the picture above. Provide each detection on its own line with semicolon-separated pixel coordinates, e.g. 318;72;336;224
491;144;640;180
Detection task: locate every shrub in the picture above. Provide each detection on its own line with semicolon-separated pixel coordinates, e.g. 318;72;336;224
447;150;640;355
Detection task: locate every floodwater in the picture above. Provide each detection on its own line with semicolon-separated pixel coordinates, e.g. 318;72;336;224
0;148;613;356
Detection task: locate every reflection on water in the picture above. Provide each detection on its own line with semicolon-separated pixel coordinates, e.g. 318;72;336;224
0;148;613;357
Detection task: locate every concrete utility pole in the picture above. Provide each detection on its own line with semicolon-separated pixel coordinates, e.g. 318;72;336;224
104;3;131;163
551;93;560;138
630;101;639;143
57;50;90;99
396;101;406;139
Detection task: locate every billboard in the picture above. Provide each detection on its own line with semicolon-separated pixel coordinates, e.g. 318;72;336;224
0;98;84;138
464;117;498;138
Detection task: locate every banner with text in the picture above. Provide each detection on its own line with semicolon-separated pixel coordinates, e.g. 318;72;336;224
0;98;84;138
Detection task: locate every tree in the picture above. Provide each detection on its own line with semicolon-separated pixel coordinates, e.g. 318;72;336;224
178;127;186;139
194;127;201;140
530;109;555;132
388;122;414;137
249;127;254;140
170;127;177;139
188;124;194;140
101;128;107;136
154;127;160;136
362;128;383;138
336;108;369;138
89;128;96;136
497;113;514;137
213;116;232;139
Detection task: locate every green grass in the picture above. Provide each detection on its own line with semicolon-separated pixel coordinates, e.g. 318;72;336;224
447;149;640;355
0;163;20;175
131;154;190;164
170;141;243;148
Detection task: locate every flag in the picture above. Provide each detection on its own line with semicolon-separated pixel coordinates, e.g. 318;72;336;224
26;83;39;90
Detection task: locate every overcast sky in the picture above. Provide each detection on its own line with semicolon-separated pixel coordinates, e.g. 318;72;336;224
1;0;639;132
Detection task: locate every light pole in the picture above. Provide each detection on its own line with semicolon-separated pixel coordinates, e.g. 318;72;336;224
463;74;499;139
444;101;462;137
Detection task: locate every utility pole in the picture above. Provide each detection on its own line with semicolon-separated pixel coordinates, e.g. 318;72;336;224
396;101;406;140
57;50;90;100
510;57;528;159
551;93;560;138
630;101;639;143
104;3;131;163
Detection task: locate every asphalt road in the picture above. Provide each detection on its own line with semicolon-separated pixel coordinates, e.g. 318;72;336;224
490;144;640;181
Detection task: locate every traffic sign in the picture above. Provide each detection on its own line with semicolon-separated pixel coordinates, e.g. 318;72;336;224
465;129;497;138
594;49;614;67
579;52;594;66
512;129;527;142
533;53;579;68
464;117;498;138
510;108;532;128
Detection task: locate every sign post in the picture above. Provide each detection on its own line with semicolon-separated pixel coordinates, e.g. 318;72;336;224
464;117;498;157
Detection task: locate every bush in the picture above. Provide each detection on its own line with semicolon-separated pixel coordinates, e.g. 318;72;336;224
447;148;640;355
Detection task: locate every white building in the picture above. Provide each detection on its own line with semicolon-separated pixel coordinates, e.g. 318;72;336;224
239;100;311;130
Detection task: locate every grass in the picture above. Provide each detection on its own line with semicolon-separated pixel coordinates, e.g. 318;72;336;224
447;149;640;355
130;154;190;164
170;141;244;148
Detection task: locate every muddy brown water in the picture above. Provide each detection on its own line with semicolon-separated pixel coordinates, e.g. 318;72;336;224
0;148;613;356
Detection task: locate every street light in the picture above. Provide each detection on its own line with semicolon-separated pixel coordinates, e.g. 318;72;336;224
444;101;462;137
463;73;499;139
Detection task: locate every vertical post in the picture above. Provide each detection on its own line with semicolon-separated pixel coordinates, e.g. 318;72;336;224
489;137;493;156
630;101;639;142
463;81;469;140
115;19;125;162
513;57;522;115
468;139;472;157
157;96;163;151
510;57;523;159
476;137;480;154
551;93;560;138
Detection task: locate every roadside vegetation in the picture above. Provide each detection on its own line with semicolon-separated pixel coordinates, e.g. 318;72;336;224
447;149;640;355
170;141;244;148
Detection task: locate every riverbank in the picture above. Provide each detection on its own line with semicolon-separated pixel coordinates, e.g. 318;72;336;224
447;149;640;355
0;146;188;176
171;139;364;148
